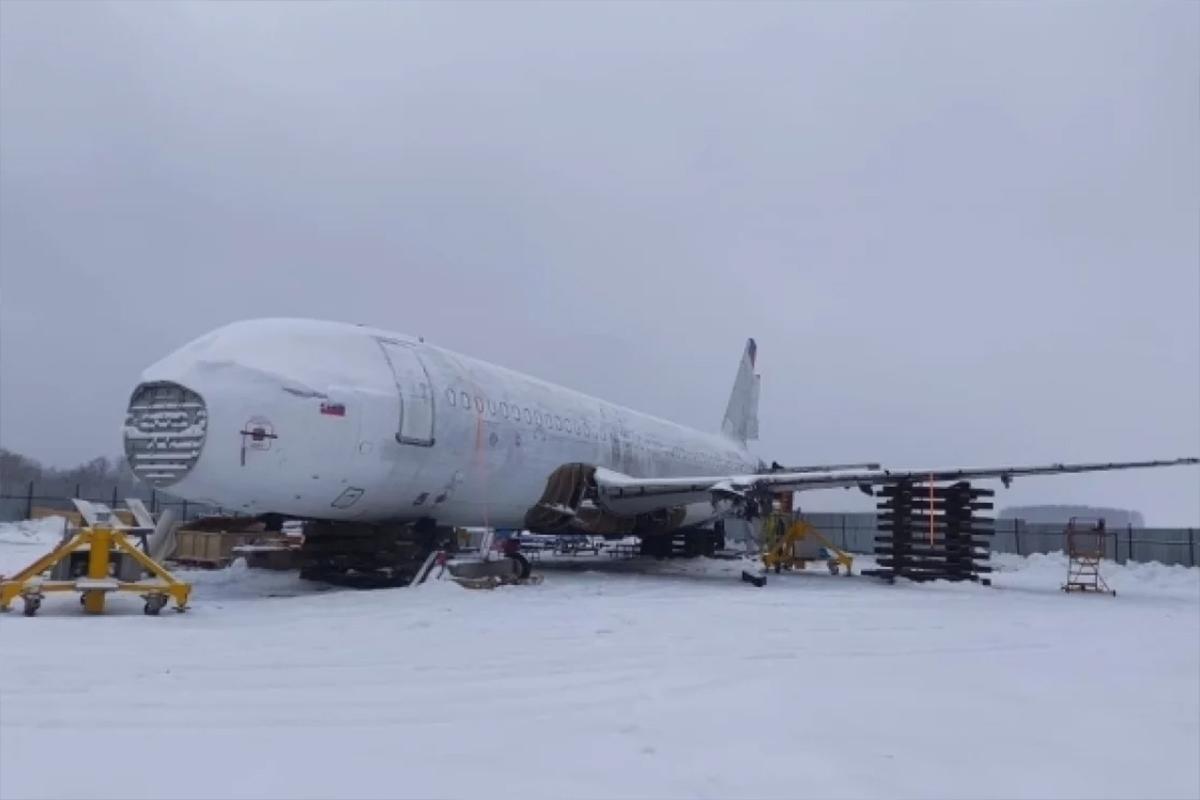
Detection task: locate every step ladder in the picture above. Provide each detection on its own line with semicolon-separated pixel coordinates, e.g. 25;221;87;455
1062;517;1116;596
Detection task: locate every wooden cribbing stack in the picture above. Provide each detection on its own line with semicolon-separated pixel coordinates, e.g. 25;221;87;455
863;480;994;585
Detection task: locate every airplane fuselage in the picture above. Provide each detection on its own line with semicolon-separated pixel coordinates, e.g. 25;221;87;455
124;319;758;527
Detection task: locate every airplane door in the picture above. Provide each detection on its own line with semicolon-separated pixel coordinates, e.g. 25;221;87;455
377;340;436;446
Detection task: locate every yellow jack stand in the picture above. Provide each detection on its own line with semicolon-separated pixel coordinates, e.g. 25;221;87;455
0;525;191;616
761;515;855;576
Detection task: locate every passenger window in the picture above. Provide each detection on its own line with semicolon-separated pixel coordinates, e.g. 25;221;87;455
460;391;470;410
535;412;543;426
446;388;457;406
500;402;509;418
475;396;484;413
524;408;532;423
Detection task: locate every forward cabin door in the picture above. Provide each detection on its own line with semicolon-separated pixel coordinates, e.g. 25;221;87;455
377;339;435;446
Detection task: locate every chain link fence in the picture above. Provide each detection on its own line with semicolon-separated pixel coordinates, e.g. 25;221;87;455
800;512;1198;567
0;480;232;524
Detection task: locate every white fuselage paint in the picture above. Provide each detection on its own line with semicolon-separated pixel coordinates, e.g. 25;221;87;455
133;319;758;527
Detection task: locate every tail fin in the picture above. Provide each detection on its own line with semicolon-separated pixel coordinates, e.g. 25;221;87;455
721;338;760;443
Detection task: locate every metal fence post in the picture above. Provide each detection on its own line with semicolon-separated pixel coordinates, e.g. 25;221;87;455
25;480;34;518
1127;524;1134;564
841;515;847;549
181;500;188;522
151;490;157;514
74;483;80;500
111;485;119;508
1189;528;1195;568
1014;518;1021;556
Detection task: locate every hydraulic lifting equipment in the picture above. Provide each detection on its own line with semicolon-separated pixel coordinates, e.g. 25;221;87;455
761;493;854;576
0;522;191;617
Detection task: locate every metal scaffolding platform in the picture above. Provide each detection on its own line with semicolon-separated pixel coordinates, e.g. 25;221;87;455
1062;517;1116;596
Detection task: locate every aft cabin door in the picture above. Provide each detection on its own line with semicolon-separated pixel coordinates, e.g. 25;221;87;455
378;340;435;446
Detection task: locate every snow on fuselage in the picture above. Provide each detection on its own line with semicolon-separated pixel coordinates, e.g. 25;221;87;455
124;318;757;526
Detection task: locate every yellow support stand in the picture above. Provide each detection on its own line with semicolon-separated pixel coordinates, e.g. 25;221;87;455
761;515;855;576
0;525;191;616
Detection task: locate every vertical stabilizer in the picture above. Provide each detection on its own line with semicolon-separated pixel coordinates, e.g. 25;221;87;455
721;338;760;443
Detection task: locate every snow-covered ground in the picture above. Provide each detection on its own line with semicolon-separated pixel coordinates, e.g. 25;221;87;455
1;519;1197;800
0;516;72;574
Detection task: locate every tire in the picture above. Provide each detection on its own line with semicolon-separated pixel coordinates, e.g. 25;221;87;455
260;513;284;533
299;566;328;582
512;553;532;580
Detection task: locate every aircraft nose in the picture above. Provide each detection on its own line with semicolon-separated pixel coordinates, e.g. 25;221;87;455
123;381;209;489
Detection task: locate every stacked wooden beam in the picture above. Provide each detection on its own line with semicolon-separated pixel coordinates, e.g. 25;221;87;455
863;480;994;585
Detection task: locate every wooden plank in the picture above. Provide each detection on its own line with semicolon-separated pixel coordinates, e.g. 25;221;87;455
876;502;995;512
874;486;995;497
876;559;993;573
875;543;992;554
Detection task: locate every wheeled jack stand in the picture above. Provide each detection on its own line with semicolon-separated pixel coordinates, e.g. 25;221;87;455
0;525;191;616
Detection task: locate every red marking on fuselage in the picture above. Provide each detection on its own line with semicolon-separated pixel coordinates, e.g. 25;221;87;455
320;402;346;417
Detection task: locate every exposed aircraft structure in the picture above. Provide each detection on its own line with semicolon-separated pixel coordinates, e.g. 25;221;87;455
123;318;1198;584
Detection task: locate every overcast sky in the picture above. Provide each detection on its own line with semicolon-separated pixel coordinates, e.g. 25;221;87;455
1;2;1197;522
